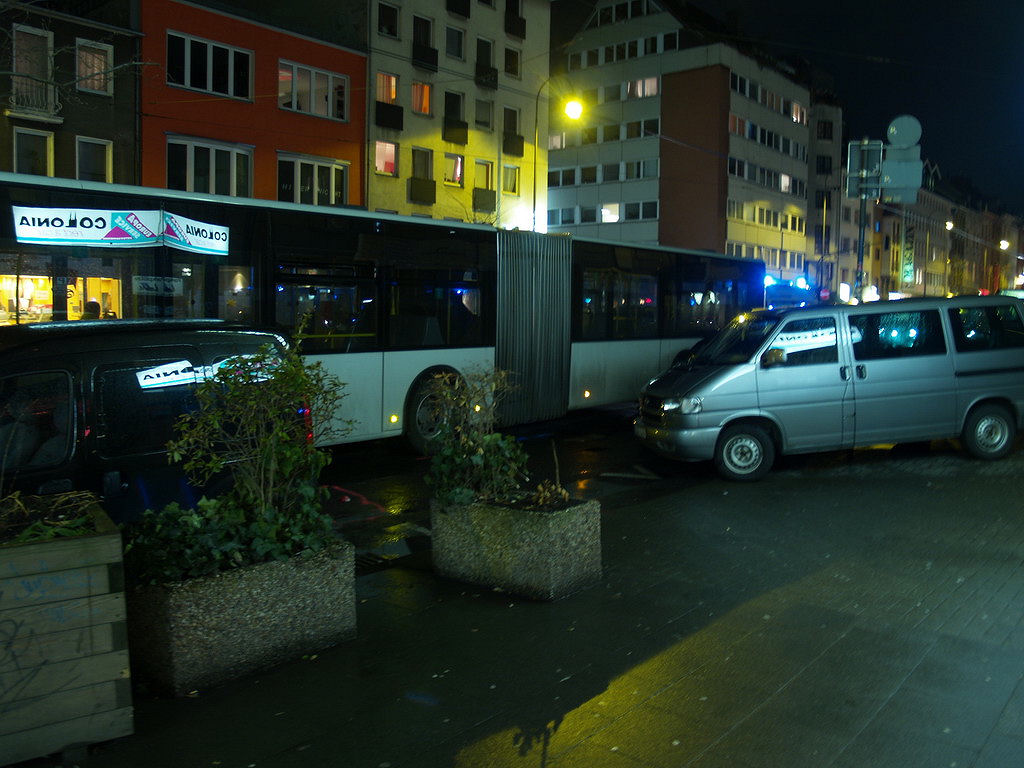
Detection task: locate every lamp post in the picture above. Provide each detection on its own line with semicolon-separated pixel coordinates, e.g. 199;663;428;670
531;80;582;232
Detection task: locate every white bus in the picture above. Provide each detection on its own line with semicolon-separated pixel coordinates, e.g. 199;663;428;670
0;173;765;451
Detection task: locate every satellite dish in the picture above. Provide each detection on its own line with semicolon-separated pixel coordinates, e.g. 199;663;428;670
887;115;921;148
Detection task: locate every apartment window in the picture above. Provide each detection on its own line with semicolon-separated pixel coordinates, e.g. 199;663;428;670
378;2;400;37
604;83;621;102
817;120;834;140
411;147;432;179
166;137;251;196
504;47;520;78
444;153;464;186
375;141;398;175
76;39;112;95
12;25;54;113
446;26;465;59
601;203;620;223
580;166;597;184
626;76;657;99
279;61;347;119
475;160;494;189
503;106;519;134
412;81;432;114
602;163;620;181
376;72;398;103
277;154;348;206
14;128;53;176
76;136;112;182
582;126;597;144
444;91;464;119
816;155;833;174
502;165;519;194
601;124;620;142
581;206;597;223
475;98;493;129
167;32;251;99
413;15;432;46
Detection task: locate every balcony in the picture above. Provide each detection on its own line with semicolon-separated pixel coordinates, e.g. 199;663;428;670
502;132;524;157
504;13;526;39
375;101;404;131
472;188;496;213
412;43;438;72
475;63;498;90
409;177;436;205
447;0;470;17
443;117;469;145
6;76;62;123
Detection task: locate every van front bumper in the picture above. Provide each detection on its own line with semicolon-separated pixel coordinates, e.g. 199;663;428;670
633;419;720;461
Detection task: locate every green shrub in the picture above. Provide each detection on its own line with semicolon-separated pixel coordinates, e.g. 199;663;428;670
124;339;349;584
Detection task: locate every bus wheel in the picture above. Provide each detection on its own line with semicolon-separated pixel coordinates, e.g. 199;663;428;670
961;404;1016;460
714;424;774;481
405;376;445;455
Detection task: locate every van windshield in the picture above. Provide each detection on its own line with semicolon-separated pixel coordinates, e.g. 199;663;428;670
691;312;781;365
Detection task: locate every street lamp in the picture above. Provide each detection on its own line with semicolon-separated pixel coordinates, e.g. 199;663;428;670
532;81;582;231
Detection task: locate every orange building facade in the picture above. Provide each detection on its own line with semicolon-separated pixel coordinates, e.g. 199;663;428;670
138;0;367;206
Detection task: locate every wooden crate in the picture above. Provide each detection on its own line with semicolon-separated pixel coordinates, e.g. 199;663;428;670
0;505;133;766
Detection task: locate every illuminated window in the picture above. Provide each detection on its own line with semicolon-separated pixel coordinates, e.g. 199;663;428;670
377;72;398;103
444;153;464;186
601;203;620;223
76;39;112;94
412;81;431;114
375;141;397;175
13;25;54;113
502;165;519;194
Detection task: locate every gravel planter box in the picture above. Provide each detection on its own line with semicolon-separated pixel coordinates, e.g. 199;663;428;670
127;542;355;696
0;504;133;766
431;499;601;600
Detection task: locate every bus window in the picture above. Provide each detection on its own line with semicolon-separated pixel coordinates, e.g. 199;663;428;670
275;281;378;352
612;272;658;339
387;269;482;349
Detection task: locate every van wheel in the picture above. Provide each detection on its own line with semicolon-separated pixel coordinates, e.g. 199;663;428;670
404;375;446;455
961;404;1016;460
715;424;775;481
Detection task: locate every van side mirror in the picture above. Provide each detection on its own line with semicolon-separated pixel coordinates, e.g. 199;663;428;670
761;348;787;367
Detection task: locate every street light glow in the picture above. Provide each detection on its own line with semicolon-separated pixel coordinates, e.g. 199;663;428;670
1000;239;1010;250
945;220;954;230
564;99;583;120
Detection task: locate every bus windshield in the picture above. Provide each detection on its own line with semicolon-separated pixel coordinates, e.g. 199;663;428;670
691;312;781;365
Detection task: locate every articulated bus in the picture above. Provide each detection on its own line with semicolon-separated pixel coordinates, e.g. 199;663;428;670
0;173;765;450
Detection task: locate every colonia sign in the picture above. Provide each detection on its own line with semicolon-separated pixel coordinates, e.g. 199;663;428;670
12;206;229;256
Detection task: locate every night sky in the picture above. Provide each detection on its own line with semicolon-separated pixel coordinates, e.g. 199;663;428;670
689;0;1024;215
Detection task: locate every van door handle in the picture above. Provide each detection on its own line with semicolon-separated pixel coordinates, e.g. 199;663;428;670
856;365;867;379
840;366;851;380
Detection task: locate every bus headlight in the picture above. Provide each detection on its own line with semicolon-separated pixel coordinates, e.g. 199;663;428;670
662;397;702;414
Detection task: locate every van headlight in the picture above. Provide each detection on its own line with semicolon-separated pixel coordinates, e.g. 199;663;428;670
661;396;702;414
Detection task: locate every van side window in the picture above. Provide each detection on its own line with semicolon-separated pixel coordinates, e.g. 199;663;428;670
948;304;1024;352
849;310;946;360
0;371;73;471
94;360;200;458
772;318;838;365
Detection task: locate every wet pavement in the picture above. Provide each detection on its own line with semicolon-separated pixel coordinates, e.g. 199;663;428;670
12;427;1024;768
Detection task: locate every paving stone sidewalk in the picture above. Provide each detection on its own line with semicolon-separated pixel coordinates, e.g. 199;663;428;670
18;449;1024;768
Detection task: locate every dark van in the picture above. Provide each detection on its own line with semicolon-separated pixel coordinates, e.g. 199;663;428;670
0;320;287;522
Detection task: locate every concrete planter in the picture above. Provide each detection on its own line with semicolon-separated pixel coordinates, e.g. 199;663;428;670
0;504;133;765
431;499;601;600
126;541;355;697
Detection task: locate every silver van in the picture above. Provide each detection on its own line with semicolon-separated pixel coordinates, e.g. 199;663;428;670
635;296;1024;480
